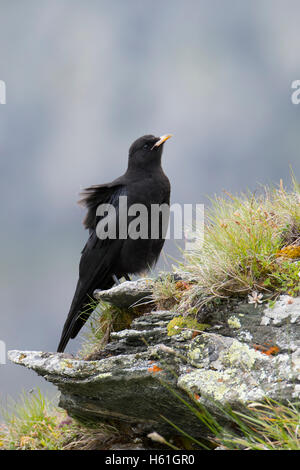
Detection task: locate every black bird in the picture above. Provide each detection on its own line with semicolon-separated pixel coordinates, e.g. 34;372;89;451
57;134;172;352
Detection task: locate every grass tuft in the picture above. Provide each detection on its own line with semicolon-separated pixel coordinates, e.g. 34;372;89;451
0;390;70;450
183;179;300;303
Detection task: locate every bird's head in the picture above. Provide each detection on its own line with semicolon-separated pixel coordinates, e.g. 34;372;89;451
127;134;172;171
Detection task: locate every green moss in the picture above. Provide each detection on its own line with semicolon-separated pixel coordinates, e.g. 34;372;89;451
167;316;210;337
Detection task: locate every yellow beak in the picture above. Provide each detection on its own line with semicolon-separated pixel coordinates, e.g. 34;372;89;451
152;134;172;149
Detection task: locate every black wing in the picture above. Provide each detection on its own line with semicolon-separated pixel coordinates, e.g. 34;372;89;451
57;184;126;352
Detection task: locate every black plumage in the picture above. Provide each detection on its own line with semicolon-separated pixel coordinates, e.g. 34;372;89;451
57;134;171;352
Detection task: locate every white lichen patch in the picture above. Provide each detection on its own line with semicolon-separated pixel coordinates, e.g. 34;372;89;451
187;333;266;378
187;345;205;367
237;330;253;342
221;340;261;371
293;384;300;399
92;372;113;381
178;369;263;403
290;349;300;379
261;295;300;326
227;316;241;329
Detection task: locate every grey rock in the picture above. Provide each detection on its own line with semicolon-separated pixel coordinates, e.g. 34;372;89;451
261;295;300;326
8;281;300;438
94;279;154;308
182;333;299;404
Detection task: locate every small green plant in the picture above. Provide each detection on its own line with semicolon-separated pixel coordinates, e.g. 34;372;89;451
267;299;277;309
265;260;300;297
79;299;137;358
152;274;182;309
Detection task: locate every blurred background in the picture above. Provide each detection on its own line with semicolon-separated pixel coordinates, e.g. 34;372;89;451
0;0;299;412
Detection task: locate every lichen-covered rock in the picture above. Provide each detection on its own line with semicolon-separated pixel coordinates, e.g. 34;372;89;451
8;282;300;438
181;332;300;404
261;295;300;326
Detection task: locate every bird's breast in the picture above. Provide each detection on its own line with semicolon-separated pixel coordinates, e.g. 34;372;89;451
115;173;170;275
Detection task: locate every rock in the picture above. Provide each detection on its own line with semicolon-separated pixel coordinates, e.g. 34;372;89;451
94;279;154;309
181;332;300;403
260;295;300;326
8;283;300;439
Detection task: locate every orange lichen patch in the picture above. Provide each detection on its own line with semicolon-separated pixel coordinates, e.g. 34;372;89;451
148;364;163;374
192;330;200;339
253;343;280;356
175;281;191;291
276;245;300;259
264;346;280;356
62;361;73;368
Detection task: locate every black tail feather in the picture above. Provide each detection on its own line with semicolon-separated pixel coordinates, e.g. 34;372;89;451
57;274;115;353
57;304;92;353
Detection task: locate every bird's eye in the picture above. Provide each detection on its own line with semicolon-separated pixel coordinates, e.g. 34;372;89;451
143;143;149;150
